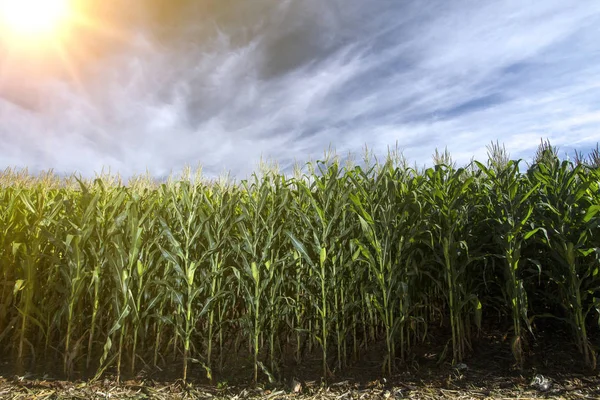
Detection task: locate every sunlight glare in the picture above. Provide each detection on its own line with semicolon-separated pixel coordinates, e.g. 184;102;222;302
0;0;71;39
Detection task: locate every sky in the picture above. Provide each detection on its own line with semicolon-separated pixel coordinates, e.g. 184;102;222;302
1;0;600;178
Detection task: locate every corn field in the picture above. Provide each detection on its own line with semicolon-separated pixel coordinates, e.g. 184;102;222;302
1;143;599;383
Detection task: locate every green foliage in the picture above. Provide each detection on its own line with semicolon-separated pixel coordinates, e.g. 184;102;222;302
0;142;599;383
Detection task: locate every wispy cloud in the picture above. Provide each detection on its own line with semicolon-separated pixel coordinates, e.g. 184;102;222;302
1;0;599;177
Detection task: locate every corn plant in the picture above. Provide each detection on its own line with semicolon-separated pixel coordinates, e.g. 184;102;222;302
12;188;64;372
349;162;422;374
233;173;291;382
0;187;24;354
51;182;97;376
418;165;480;364
200;184;240;379
529;159;600;368
288;160;353;379
157;179;214;381
476;160;541;367
86;181;128;372
103;190;151;381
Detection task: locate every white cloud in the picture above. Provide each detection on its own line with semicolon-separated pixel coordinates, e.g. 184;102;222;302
1;0;599;178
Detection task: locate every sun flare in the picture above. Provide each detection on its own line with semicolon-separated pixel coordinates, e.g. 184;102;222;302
0;0;71;40
0;0;136;101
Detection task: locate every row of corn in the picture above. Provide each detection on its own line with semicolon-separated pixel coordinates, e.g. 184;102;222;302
0;144;599;382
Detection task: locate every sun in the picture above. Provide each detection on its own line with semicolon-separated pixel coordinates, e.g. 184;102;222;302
0;0;140;106
0;0;71;40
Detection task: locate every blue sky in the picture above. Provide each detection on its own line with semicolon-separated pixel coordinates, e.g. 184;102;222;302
1;0;599;178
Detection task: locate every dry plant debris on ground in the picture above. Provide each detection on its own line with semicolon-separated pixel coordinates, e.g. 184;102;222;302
0;371;598;399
